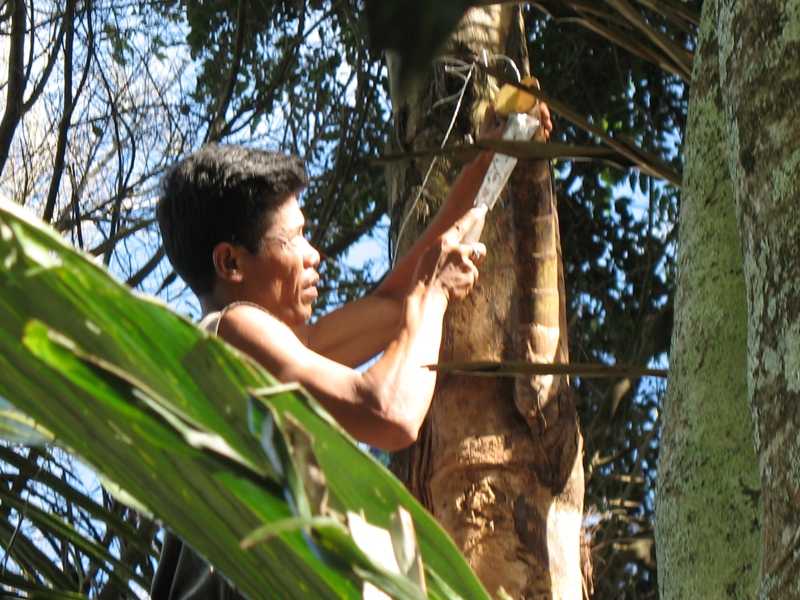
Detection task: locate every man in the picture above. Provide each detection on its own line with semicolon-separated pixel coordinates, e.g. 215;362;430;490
151;104;550;597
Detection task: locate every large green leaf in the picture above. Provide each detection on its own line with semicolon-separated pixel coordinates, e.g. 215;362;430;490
0;197;490;599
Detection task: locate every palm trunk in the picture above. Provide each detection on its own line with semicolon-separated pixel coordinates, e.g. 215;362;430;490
388;7;586;598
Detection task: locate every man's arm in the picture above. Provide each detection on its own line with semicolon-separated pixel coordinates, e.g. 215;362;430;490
219;209;486;450
300;103;552;367
298;152;491;368
370;102;552;303
298;109;500;366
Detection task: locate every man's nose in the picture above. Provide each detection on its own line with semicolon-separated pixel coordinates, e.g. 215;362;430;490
303;240;320;268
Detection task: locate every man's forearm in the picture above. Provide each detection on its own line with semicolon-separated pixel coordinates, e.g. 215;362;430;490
375;152;492;300
359;284;449;450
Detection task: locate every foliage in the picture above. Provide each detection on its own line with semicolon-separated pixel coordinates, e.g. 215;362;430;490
0;0;199;299
0;197;491;599
0;0;702;597
0;444;156;599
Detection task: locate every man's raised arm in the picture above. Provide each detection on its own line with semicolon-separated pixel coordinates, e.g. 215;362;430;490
223;209;487;450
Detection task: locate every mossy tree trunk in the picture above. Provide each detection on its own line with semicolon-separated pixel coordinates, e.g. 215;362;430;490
718;0;800;596
655;1;762;597
387;7;586;598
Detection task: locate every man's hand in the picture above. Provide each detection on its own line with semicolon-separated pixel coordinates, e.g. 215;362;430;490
479;101;553;141
539;101;553;139
413;207;487;302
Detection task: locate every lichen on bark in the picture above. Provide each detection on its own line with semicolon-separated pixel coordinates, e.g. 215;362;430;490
656;1;762;598
719;0;800;597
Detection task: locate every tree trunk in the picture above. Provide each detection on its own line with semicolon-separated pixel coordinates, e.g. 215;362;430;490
655;1;762;597
387;7;585;598
719;1;800;596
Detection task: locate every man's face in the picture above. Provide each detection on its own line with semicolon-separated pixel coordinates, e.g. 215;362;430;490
239;195;320;325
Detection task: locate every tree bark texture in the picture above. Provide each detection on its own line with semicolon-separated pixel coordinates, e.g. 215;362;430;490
718;1;800;597
387;7;585;599
655;1;762;598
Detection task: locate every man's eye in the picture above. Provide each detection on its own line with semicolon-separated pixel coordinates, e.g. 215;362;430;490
290;231;310;248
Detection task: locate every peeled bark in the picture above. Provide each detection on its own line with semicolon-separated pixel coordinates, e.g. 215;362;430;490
655;1;762;597
388;7;585;598
718;1;800;596
506;103;584;598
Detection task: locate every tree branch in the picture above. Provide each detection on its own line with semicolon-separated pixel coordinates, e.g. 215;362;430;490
207;0;248;142
0;0;27;173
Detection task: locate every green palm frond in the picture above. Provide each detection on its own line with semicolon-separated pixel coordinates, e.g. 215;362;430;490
0;197;490;599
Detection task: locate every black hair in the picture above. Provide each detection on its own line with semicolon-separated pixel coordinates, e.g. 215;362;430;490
157;144;308;297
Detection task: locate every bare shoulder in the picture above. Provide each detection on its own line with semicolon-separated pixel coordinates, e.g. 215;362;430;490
216;305;308;366
214;303;355;393
217;303;286;332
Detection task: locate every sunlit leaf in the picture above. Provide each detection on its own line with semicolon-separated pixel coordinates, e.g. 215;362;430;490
0;196;491;598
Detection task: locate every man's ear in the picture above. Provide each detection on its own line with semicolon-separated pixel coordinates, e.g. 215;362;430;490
212;242;245;283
